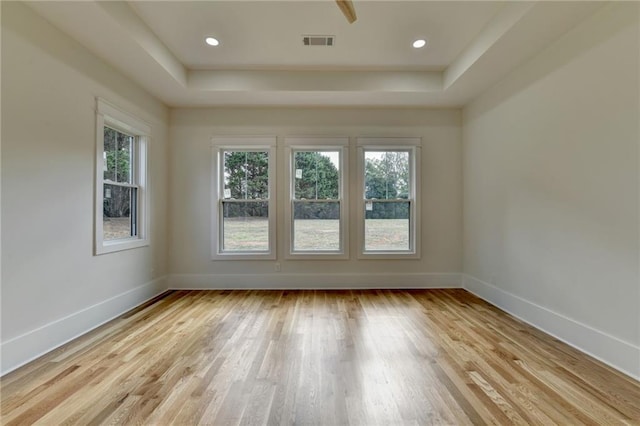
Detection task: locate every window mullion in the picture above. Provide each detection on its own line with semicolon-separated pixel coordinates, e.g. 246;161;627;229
289;147;343;255
215;146;274;257
104;180;138;189
361;146;415;255
96;98;150;255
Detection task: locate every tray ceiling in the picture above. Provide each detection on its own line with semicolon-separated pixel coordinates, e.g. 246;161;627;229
26;1;604;107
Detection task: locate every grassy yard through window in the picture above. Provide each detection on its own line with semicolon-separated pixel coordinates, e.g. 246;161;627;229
104;217;132;240
223;218;408;251
223;217;269;251
364;218;410;251
107;218;410;251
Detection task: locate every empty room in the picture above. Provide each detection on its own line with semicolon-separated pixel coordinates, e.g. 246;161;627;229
1;0;639;424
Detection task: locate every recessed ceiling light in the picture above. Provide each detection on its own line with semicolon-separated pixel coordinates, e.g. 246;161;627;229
412;39;427;49
205;37;220;46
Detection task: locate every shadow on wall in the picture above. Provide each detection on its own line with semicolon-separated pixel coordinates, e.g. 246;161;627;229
464;3;638;121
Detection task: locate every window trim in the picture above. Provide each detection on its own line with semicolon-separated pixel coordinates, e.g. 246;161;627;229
211;137;277;260
356;137;421;259
284;137;349;259
95;98;150;255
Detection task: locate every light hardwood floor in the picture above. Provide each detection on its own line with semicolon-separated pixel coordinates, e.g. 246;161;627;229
1;289;639;425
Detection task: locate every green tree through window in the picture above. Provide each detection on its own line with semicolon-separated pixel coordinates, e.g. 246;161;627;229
291;150;342;252
224;151;269;200
294;152;339;200
103;127;134;226
219;150;272;252
364;151;410;220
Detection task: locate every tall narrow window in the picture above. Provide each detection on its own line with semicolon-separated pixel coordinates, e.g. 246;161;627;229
285;138;348;258
221;150;269;252
293;150;341;251
358;138;420;258
212;138;276;259
95;98;150;255
103;127;137;241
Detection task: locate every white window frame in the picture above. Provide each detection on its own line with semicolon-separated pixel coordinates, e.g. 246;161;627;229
284;137;349;259
95;98;150;255
357;137;421;259
211;137;276;260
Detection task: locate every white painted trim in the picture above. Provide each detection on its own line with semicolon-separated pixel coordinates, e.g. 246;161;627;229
211;141;277;260
462;274;640;381
284;143;349;259
168;272;461;290
96;97;151;136
0;276;169;376
211;136;277;147
356;137;421;147
284;136;349;147
95;98;151;255
6;271;635;385
356;143;421;259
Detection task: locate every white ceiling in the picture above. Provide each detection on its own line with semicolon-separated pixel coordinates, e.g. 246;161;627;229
130;1;501;70
26;1;604;108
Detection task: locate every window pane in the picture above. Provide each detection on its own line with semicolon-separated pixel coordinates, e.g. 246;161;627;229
294;151;340;200
293;201;340;251
103;184;136;240
222;201;269;251
223;151;269;200
364;151;410;199
364;201;410;251
103;127;133;184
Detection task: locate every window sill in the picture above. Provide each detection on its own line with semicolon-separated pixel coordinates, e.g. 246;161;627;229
357;251;420;260
285;251;349;260
95;238;149;255
212;252;277;261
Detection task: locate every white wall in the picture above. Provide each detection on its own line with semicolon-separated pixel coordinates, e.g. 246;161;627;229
4;0;636;383
462;3;640;379
1;2;170;374
169;108;462;288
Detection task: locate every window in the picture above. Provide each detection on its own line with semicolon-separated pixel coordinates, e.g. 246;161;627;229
357;138;420;258
285;138;348;258
212;137;276;259
95;98;150;255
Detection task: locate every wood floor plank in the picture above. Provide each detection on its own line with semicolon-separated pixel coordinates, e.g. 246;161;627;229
2;289;639;425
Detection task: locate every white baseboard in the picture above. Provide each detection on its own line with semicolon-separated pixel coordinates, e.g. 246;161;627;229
1;276;169;376
462;274;640;381
8;273;636;382
168;272;462;290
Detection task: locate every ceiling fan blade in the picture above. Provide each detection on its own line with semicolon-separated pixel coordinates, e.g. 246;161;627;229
335;0;357;23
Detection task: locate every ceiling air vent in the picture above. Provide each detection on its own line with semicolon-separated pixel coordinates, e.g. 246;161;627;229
303;35;335;46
